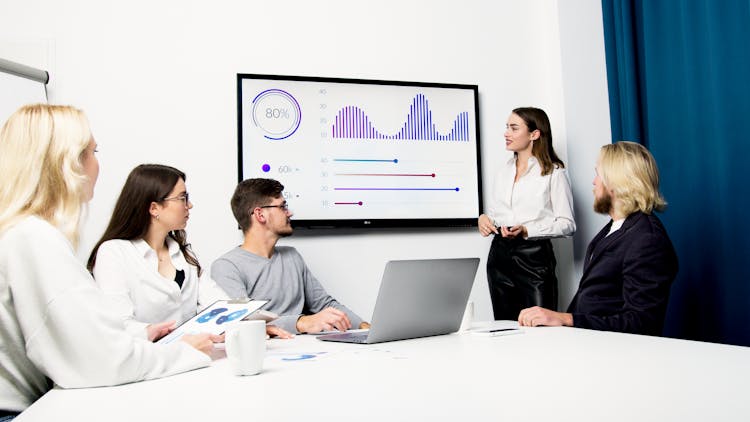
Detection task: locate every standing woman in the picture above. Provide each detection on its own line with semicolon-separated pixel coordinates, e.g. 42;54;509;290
87;164;290;341
478;107;575;320
0;105;214;417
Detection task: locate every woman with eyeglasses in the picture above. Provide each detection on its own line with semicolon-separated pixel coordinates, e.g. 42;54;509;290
87;164;292;341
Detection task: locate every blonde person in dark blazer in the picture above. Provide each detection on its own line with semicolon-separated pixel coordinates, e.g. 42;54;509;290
519;142;678;335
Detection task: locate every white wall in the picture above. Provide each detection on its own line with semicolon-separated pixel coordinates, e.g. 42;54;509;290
0;0;610;321
555;0;613;305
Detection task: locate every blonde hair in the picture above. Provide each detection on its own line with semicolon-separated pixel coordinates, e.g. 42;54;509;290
0;104;92;246
599;141;666;216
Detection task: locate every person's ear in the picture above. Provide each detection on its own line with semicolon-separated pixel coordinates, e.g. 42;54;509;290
530;129;541;142
252;207;265;224
149;202;161;219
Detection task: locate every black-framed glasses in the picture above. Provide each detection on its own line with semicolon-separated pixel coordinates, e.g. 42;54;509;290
259;202;289;211
162;193;190;207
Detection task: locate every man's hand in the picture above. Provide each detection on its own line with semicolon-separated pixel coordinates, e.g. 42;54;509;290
518;306;573;327
478;214;499;237
146;320;176;342
296;307;352;333
266;325;294;339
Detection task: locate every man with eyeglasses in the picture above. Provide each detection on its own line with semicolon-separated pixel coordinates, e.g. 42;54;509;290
211;178;370;334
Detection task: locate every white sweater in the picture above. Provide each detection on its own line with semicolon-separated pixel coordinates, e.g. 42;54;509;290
93;238;228;339
0;217;210;412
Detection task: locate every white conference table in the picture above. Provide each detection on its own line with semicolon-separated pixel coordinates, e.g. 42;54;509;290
18;321;750;422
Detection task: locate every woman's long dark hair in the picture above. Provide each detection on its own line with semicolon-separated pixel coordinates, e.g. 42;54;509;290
87;164;202;275
513;107;565;176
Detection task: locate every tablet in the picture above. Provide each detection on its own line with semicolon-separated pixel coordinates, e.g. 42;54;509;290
158;299;268;344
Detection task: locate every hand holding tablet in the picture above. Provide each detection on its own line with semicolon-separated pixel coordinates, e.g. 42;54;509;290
158;299;268;344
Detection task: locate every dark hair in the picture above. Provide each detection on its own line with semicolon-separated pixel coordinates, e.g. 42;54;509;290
87;164;202;275
512;107;565;176
231;178;285;232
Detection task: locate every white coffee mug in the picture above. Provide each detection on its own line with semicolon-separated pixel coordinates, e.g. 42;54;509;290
225;320;266;376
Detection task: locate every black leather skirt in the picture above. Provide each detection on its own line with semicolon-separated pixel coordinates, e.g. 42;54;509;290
486;235;557;320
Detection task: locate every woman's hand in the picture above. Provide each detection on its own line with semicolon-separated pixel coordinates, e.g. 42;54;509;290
501;225;527;239
146;320;176;342
478;214;499;237
181;333;224;356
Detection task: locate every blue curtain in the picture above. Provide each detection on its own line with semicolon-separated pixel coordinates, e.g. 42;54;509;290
602;0;750;346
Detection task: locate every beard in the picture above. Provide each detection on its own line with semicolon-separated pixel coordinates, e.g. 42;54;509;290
593;190;613;215
276;220;294;238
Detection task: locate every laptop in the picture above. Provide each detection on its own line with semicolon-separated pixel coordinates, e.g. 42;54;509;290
318;257;479;344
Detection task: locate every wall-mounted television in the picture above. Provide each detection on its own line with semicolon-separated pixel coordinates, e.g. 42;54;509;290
237;74;482;229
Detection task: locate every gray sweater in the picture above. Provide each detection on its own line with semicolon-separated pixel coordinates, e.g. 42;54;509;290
210;246;363;333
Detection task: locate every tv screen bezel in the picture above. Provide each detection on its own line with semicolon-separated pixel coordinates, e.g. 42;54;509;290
237;73;482;230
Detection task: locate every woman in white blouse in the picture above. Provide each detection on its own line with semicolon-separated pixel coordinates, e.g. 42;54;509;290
478;107;575;320
0;105;215;417
87;164;290;342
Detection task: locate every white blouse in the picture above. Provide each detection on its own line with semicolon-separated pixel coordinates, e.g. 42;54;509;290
92;238;228;339
486;155;576;239
0;217;209;412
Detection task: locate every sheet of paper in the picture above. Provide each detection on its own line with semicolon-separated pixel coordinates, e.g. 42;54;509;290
265;350;333;364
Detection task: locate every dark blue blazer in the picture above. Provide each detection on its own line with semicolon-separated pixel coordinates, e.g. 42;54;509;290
567;211;678;335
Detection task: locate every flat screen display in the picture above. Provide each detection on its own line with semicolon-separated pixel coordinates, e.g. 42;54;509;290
237;74;482;228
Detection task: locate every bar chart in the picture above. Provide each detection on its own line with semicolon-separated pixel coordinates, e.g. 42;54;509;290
331;94;470;141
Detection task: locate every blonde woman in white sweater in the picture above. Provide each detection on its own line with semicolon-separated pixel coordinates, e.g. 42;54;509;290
0;104;218;418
